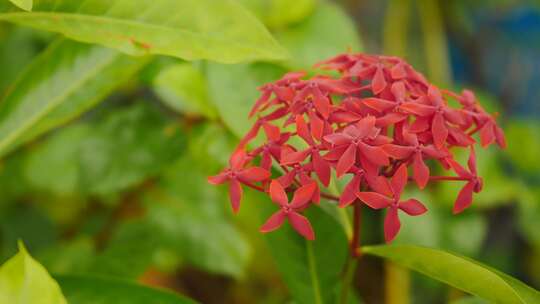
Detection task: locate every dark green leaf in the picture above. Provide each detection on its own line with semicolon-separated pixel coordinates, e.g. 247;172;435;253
363;244;540;303
263;203;348;304
56;274;196;304
0;0;288;63
144;155;252;278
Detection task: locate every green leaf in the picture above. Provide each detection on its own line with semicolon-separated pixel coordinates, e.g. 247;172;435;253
275;2;362;69
505;119;540;175
239;0;316;29
56;274;196;304
0;39;147;158
23;101;186;196
0;0;288;63
144;155;252;278
207;62;286;137
263;203;348;304
77;102;186;195
8;0;32;11
363;244;540;303
0;241;67;304
153;63;216;119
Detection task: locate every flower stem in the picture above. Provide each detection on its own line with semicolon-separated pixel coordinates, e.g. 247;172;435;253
351;201;362;257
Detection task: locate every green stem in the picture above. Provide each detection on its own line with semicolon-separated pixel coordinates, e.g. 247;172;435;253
306;241;323;304
383;0;411;57
384;261;411;304
340;257;358;304
418;0;452;85
339;201;362;304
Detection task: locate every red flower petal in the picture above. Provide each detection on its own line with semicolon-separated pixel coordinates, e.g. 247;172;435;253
260;210;286;233
355;116;377;138
399;199;427;215
372;66;387;94
447;158;471;179
290;182;317;208
363;98;394;112
229;179;243;213
376;113;407;127
277;170;296;188
263;123;281;142
312;88;331;119
296;115;314;145
336;144;357;177
229;149;247;169
495;125;507;149
360;144;389;166
309;111;324;141
479;123;495;148
384;207;401;243
312;152;331;186
390;62;407;79
207;172;228;185
400;103;435;117
281;149;310;165
249;89;271;117
356;192;393;209
391;164;408;197
269;180;288;206
382;144;414;159
339;174;362;207
453;181;475;214
432;112;448;149
412;152;429;189
324;133;352;146
288;212;315;240
238;167;270;182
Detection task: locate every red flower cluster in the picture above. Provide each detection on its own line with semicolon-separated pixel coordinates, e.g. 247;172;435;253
209;53;505;243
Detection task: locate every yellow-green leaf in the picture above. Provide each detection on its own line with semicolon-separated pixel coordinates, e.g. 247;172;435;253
0;241;67;304
8;0;32;11
0;39;148;158
363;244;540;304
0;0;288;63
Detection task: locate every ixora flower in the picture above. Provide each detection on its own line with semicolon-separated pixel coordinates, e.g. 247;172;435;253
208;53;505;244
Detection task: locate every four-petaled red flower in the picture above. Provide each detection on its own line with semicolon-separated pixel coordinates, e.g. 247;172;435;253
208;150;270;213
260;180;317;240
357;165;427;243
208;52;505;243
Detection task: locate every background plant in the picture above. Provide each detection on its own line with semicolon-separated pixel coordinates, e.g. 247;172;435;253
0;0;539;303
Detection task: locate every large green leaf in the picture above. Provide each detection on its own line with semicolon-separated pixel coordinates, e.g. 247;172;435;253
275;2;362;69
153;63;216;119
8;0;32;11
0;39;147;158
56;274;196;304
0;241;67;304
23;101;186;196
363;244;540;303
0;0;288;63
144;154;252;278
239;0;316;29
263;202;349;304
207;62;286;138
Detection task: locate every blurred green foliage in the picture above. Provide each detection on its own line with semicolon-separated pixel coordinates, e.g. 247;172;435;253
0;0;538;303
